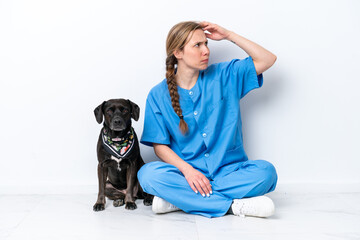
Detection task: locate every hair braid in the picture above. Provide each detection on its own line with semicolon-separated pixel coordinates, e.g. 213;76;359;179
165;21;202;135
166;55;188;134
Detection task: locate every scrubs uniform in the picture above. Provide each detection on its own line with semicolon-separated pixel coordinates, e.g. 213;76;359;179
138;57;278;218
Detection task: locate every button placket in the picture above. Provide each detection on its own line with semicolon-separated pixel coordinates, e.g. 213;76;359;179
201;126;210;148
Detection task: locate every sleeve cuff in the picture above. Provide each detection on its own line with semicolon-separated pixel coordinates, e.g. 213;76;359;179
140;138;171;147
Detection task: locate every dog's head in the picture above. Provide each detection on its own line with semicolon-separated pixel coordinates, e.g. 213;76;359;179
94;99;140;131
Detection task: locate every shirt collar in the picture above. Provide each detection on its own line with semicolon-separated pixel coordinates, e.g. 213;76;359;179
177;70;203;103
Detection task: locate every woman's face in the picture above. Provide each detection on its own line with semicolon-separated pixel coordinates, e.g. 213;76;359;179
176;29;210;71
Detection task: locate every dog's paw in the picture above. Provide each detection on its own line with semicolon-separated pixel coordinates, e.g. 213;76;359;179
113;199;125;207
143;198;153;206
125;202;137;210
93;203;105;211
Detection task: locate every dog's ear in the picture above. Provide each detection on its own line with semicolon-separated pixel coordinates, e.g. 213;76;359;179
94;101;106;124
127;99;140;121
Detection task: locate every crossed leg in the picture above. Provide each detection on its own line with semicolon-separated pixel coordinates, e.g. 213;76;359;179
138;160;277;218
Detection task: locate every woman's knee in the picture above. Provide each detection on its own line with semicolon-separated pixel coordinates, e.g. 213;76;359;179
138;161;160;185
254;160;278;188
251;160;277;191
137;161;177;188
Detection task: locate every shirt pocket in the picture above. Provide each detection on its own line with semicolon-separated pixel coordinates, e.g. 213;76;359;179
207;96;225;111
206;97;238;128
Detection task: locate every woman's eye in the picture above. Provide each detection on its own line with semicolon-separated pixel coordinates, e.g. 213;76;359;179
195;43;199;47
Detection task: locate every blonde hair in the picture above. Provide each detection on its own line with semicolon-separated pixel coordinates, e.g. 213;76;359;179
165;21;202;134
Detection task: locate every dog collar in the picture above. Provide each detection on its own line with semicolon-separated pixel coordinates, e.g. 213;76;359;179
101;127;135;159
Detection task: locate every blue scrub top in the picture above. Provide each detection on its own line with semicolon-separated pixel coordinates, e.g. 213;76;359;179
141;56;263;179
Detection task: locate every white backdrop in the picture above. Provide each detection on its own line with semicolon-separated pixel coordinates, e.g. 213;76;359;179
1;0;359;192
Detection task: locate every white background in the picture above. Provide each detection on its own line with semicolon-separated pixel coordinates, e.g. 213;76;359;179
1;0;359;192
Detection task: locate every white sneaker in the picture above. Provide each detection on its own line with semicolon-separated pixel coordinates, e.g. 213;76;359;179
152;196;180;214
231;196;275;218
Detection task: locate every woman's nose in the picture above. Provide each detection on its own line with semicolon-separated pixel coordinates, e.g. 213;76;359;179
202;46;210;56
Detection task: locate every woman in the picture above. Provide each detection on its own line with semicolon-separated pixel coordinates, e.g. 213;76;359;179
138;21;278;218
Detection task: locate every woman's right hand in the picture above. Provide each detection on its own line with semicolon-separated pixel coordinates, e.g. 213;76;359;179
200;21;231;41
153;143;213;197
182;166;212;197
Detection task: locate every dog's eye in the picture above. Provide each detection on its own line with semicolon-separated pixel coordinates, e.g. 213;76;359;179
123;109;129;113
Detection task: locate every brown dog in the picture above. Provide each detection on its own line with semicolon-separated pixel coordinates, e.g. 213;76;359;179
93;99;153;211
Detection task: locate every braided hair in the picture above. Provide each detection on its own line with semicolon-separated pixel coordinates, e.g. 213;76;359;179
165;21;202;134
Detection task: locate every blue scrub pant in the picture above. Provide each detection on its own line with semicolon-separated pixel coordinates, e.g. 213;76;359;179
138;160;277;218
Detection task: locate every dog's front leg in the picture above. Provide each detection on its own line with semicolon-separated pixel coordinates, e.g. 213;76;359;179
124;163;137;210
93;163;108;211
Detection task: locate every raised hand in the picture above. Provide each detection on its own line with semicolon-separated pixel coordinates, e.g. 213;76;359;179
200;21;231;41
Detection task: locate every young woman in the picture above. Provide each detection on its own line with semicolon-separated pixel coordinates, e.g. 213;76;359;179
138;21;278;218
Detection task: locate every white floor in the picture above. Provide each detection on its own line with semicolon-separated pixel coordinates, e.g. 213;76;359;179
1;185;360;240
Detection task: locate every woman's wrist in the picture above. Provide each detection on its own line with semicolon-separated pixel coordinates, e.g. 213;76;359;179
225;31;236;42
180;163;194;176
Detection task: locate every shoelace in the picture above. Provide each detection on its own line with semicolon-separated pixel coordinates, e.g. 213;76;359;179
233;201;256;218
235;202;245;218
168;203;178;209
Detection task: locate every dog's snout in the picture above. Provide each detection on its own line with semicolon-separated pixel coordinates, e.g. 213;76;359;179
110;116;126;131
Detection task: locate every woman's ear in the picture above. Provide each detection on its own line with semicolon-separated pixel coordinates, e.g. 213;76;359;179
173;49;183;60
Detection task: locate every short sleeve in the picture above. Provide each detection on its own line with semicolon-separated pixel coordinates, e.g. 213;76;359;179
218;56;263;99
140;92;170;147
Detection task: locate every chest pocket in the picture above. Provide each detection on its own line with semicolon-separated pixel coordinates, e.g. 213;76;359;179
207;97;225;112
206;97;239;128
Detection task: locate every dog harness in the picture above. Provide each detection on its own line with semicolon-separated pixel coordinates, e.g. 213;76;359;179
101;127;135;159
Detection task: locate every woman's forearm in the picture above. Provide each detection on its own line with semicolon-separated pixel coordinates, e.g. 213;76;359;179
153;143;193;174
153;143;212;195
200;21;276;74
226;31;277;74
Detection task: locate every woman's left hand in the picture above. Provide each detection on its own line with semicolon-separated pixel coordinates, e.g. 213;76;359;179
200;21;231;41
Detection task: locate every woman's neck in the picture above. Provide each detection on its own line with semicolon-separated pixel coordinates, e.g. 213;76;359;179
175;64;199;90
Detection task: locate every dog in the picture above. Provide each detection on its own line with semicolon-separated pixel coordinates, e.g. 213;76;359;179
93;99;153;211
